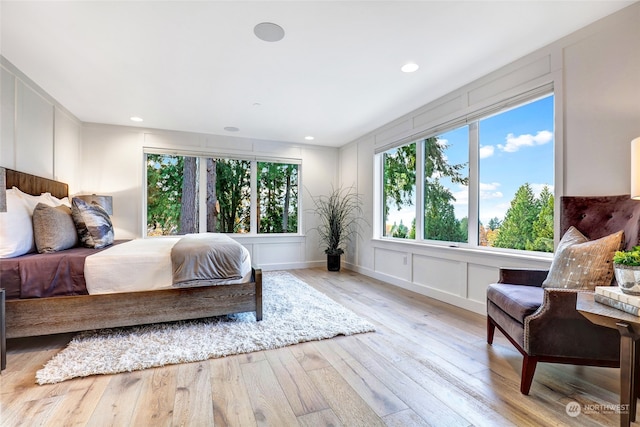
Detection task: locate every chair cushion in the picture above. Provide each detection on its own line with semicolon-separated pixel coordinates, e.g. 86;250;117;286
542;226;623;290
487;283;544;324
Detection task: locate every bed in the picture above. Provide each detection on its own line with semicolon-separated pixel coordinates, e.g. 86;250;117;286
0;169;262;370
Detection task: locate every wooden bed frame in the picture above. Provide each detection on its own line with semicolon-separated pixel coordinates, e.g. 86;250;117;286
3;169;263;340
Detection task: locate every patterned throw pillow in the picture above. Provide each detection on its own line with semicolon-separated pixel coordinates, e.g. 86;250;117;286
542;226;623;290
33;203;78;253
71;197;114;249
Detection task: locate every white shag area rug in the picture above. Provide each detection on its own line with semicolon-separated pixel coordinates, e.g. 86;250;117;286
36;271;375;385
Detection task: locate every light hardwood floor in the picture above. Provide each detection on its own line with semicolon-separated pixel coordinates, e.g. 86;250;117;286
0;268;633;426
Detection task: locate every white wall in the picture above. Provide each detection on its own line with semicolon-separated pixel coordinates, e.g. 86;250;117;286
80;123;339;270
342;3;640;314
1;57;82;191
1;53;339;270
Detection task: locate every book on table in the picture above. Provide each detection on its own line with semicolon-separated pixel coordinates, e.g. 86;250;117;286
594;286;640;316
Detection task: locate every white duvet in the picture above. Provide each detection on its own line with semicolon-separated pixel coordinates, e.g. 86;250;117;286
84;237;252;295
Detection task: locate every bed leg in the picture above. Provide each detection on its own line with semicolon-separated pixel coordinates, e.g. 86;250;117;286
254;267;263;321
1;288;5;371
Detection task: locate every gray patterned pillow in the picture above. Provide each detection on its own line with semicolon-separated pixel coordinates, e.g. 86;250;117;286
71;197;114;248
542;226;623;290
33;203;78;253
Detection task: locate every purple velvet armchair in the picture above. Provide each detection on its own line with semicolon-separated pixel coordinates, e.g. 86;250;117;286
487;195;640;395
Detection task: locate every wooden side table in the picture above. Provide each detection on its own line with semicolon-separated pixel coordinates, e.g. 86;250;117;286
577;292;640;427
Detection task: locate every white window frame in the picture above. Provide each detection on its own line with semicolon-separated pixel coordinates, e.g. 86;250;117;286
375;84;555;253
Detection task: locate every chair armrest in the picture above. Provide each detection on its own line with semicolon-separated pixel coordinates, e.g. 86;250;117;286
498;268;549;287
524;288;620;360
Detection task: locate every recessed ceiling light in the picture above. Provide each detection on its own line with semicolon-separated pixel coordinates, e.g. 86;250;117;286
254;22;285;42
401;63;419;73
130;116;143;122
304;136;315;141
224;126;240;132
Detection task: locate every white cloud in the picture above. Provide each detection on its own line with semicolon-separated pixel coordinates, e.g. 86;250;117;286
479;145;494;159
436;137;448;147
479;182;503;200
452;184;468;205
480;182;500;191
497;130;552;153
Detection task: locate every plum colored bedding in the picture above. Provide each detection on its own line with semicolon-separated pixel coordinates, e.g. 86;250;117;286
0;242;124;300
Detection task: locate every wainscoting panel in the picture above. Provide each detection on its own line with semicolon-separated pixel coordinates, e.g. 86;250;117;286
16;80;54;177
467;264;501;304
355;239;553;314
373;247;411;282
252;241;304;268
412;254;465;297
412;94;463;130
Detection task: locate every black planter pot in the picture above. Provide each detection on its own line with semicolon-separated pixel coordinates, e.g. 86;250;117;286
327;254;341;271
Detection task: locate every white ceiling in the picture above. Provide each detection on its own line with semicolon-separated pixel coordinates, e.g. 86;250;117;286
1;1;634;147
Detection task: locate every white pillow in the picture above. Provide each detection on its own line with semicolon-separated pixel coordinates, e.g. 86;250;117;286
43;193;71;207
12;186;56;212
0;189;36;258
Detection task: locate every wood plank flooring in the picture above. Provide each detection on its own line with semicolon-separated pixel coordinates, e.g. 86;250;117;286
0;268;633;426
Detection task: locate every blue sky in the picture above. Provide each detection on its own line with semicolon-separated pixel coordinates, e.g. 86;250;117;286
386;94;554;230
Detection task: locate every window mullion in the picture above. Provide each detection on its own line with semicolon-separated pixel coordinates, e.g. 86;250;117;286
198;157;207;233
468;122;479;246
250;160;258;234
415;140;425;241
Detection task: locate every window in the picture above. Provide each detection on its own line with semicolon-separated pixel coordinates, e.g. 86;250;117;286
478;95;554;252
147;153;199;236
257;162;299;233
145;152;300;236
382;143;416;238
378;91;554;253
208;158;251;233
381;127;469;242
423;127;469;243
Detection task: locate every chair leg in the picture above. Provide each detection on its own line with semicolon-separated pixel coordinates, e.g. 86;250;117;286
487;316;496;345
520;355;539;395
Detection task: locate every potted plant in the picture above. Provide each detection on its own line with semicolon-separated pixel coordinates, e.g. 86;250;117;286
613;246;640;295
310;186;363;271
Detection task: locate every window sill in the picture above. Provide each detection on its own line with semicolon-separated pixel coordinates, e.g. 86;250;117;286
371;237;553;264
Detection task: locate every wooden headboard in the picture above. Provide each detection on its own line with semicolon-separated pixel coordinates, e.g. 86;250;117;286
4;168;69;199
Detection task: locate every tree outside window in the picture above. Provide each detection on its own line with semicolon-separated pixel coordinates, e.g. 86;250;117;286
207;158;251;233
257;162;298;233
383;143;416;238
382;129;468;242
423;127;468;243
146;155;299;236
147;153;199;236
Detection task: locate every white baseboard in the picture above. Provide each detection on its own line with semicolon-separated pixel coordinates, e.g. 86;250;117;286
258;260;325;271
343;262;486;315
